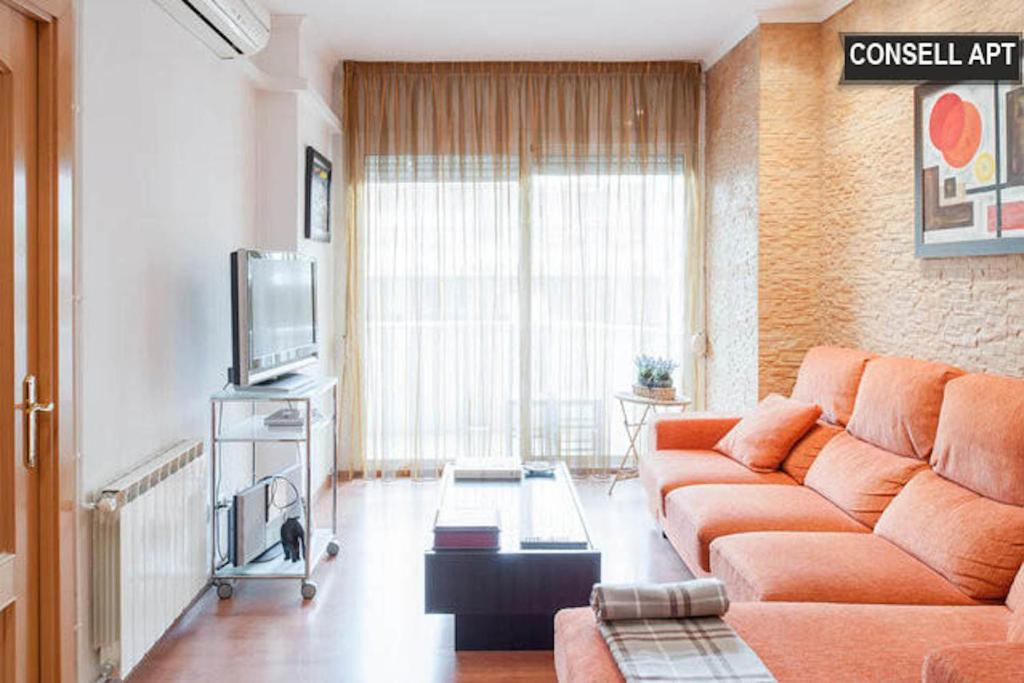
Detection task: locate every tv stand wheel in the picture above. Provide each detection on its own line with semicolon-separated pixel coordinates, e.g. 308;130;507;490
301;581;317;600
326;540;340;557
216;581;233;600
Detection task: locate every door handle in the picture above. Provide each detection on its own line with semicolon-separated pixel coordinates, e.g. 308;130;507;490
19;375;53;469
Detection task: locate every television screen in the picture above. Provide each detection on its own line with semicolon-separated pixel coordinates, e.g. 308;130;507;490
249;258;315;361
231;250;318;386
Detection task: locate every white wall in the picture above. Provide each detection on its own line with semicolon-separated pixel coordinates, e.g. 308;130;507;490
78;0;258;496
76;1;340;679
296;91;344;484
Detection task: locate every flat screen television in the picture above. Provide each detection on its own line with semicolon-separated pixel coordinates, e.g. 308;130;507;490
230;249;318;387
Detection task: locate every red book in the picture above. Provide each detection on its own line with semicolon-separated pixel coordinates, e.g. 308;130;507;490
433;530;500;550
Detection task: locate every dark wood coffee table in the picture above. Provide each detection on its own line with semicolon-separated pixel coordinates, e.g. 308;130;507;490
424;462;601;650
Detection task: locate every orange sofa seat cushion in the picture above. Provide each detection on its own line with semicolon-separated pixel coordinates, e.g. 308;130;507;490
554;603;1011;683
710;531;978;606
663;484;868;573
779;420;844;484
639;450;796;518
790;346;874;426
725;602;1010;683
648;413;742;451
714;395;821;472
846;356;963;460
931;373;1024;506
922;642;1024;683
804;432;928;527
553;608;623;683
875;470;1024;603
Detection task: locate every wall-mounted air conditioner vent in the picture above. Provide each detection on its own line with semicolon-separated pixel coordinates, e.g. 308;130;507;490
152;0;271;59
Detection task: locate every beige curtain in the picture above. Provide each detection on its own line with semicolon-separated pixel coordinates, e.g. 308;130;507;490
342;61;703;479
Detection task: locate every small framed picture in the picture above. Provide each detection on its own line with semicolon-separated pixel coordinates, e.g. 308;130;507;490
304;146;332;242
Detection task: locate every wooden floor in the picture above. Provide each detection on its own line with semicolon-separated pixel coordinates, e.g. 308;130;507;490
130;477;690;682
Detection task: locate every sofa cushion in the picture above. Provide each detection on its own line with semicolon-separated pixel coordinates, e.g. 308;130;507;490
780;420;844;484
639;450;796;518
931;373;1024;506
714;395;821;472
647;413;742;451
1007;564;1024;613
846;357;964;459
1010;606;1024;643
725;603;1009;683
663;484;868;573
804;432;928;527
1008;566;1024;642
922;642;1024;683
710;532;977;605
553;608;624;683
553;603;1011;683
791;346;874;426
875;470;1024;603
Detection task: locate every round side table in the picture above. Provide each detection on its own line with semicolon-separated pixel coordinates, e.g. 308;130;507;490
608;391;691;494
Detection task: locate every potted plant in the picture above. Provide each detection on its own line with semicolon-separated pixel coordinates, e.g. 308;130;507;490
633;355;678;400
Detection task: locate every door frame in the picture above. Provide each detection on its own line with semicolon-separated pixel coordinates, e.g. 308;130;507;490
2;0;75;680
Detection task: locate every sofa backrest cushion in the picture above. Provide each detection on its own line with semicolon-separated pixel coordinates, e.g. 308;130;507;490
876;470;1024;602
846;356;964;460
713;394;821;473
791;346;874;427
780;420;844;484
804;431;928;527
931;373;1024;506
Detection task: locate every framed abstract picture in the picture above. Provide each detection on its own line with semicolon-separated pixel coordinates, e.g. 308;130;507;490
304;146;332;243
915;82;1024;257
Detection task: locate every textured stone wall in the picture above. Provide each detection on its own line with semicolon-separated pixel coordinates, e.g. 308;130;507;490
705;0;1024;409
819;0;1024;375
758;24;824;396
706;31;760;411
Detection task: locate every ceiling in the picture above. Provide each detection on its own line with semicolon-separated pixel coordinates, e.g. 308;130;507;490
261;0;851;69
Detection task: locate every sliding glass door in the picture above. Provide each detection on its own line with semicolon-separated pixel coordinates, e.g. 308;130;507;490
528;158;687;472
362;155;521;475
343;61;701;478
361;154;686;476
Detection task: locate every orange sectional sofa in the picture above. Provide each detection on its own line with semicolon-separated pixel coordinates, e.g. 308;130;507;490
554;346;1024;681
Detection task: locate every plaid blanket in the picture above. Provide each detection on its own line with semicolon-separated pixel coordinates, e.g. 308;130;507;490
592;580;776;682
591;578;730;621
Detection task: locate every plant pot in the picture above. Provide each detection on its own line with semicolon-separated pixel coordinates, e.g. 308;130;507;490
632;384;676;401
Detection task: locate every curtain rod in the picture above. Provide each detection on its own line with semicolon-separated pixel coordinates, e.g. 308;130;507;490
343;60;702;77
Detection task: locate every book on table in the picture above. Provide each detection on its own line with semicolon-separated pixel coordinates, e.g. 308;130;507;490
451;457;523;481
433;507;501;550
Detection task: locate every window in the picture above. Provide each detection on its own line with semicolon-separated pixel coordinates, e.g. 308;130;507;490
361;153;687;474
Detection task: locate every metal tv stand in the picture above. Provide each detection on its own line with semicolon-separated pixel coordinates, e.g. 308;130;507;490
210;376;339;600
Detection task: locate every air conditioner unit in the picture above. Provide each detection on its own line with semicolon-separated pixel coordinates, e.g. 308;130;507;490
152;0;271;59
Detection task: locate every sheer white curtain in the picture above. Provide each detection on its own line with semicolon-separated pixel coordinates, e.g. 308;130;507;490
361;156;521;477
529;159;688;472
343;63;702;478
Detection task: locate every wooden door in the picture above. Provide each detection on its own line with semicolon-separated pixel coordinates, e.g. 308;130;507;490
0;5;40;682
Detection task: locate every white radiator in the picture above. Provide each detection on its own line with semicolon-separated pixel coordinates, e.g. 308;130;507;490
91;439;208;679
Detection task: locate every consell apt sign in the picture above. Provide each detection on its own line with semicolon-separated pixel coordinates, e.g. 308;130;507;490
842;34;1022;83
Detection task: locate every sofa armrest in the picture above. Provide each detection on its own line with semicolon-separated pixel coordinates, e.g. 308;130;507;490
647;413;741;452
922;642;1024;683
